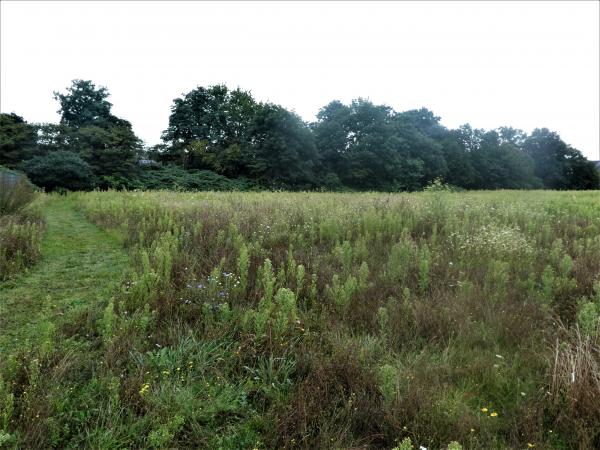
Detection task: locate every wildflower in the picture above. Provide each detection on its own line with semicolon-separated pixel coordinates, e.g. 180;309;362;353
470;428;475;432
527;444;535;448
139;382;150;396
481;407;488;413
490;412;498;417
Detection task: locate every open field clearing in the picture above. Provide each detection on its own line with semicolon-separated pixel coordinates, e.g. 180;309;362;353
1;190;599;449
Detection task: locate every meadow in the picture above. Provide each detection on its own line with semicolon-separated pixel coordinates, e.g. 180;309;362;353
1;190;599;449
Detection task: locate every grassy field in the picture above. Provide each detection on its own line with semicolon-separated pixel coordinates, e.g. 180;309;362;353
1;190;599;449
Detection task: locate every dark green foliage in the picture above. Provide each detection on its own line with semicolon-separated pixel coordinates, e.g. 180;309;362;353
19;151;94;191
0;113;38;168
51;80;142;186
0;80;144;191
1;81;598;192
54;79;120;129
245;104;318;189
34;123;73;154
161;85;258;174
566;155;600;189
468;130;542;189
134;165;255;191
313;100;446;191
523;128;599;190
72;125;141;187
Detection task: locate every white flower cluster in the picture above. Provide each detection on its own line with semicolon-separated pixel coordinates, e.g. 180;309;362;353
453;224;532;257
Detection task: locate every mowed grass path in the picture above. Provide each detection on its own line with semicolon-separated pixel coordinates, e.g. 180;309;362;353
0;196;128;354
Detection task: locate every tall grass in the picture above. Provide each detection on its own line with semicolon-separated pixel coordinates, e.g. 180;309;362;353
0;170;44;280
2;190;600;448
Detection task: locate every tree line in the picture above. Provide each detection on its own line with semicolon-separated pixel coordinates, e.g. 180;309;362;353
1;79;598;191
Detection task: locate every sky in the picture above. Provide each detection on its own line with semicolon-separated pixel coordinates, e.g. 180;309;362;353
1;1;599;160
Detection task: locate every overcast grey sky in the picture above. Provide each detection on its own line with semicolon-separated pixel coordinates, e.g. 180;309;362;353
1;1;598;159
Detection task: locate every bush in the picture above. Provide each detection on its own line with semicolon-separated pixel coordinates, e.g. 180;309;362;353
19;151;94;191
134;165;255;191
423;177;463;192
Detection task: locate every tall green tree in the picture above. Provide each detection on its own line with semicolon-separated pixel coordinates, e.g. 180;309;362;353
469;130;541;189
162;85;258;175
245;104;318;189
313;100;446;191
53;80;142;186
565;155;600;189
54;80;116;129
393;110;447;185
523;128;598;189
439;132;476;188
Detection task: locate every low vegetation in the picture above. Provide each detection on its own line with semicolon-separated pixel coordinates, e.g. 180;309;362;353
1;190;599;449
0;168;44;280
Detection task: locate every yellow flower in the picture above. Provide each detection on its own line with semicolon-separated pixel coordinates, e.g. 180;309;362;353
139;382;150;396
481;407;488;413
490;412;498;417
527;444;535;448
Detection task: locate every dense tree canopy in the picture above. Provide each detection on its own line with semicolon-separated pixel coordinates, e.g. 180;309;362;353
43;80;143;188
244;104;318;188
54;79;128;129
161;85;258;174
0;113;38;168
19;150;94;191
1;81;598;191
523;128;599;190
